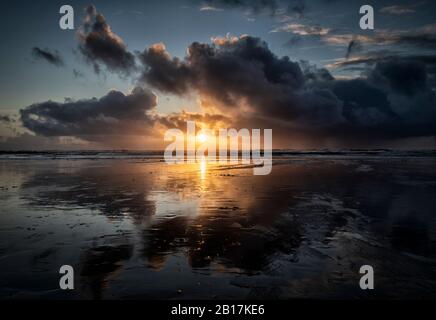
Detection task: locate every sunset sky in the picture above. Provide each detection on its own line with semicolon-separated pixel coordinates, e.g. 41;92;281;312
1;0;436;149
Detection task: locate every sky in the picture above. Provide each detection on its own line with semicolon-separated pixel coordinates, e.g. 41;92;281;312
0;0;436;150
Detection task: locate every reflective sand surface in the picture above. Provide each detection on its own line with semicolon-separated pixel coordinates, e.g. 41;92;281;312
1;155;435;299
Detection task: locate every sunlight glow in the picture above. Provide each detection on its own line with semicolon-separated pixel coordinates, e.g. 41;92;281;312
197;133;208;143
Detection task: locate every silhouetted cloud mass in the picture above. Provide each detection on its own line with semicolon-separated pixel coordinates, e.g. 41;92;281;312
77;5;136;76
138;35;436;142
20;87;157;139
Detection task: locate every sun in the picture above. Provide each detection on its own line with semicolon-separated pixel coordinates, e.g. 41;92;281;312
197;133;208;143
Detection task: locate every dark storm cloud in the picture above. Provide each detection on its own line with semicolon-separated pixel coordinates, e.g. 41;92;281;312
369;59;429;96
330;59;436;139
332;79;397;124
78;5;136;76
139;43;192;95
22;0;436;148
140;35;343;125
20;87;157;139
31;47;64;67
138;35;436;142
329;53;436;85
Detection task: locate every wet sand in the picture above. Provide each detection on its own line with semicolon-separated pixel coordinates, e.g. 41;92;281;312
0;154;435;299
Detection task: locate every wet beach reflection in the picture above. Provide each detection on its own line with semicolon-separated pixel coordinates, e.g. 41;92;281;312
0;156;436;299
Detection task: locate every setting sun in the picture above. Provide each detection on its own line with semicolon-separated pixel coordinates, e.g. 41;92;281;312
197;133;208;143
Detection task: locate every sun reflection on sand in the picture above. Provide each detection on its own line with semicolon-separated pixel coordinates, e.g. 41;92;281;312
199;155;207;180
198;155;208;194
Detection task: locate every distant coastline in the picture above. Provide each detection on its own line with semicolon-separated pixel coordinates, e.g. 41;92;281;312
0;149;435;160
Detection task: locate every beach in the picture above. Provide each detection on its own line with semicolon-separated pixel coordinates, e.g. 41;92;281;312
0;152;435;299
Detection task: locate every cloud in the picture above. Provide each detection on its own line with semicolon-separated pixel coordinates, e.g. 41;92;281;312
271;23;330;36
380;2;426;15
20;87;157;140
327;52;436;72
369;59;429;96
335;59;436;139
22;15;436;148
323;23;436;49
199;5;223;11
31;47;64;67
139;35;341;125
138;43;192;95
158;111;231;132
332;79;397;125
137;35;436;144
77;5;136;76
195;0;282;15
